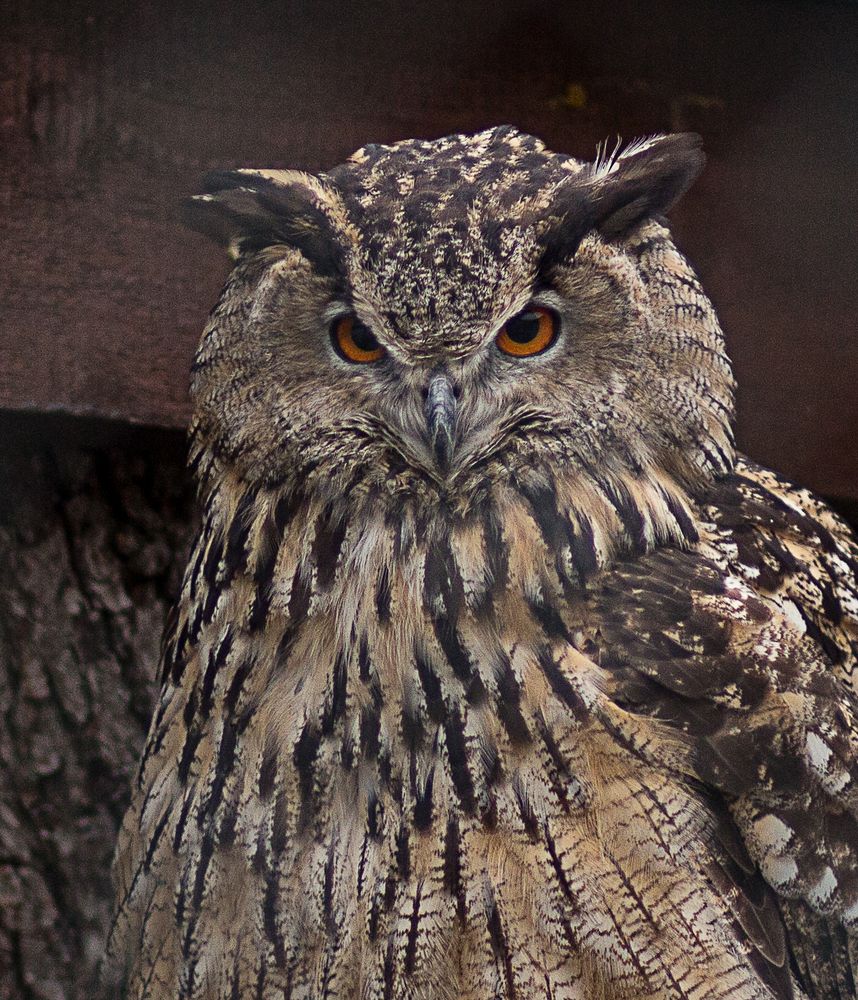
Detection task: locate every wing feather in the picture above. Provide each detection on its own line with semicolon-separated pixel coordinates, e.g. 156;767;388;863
586;460;858;994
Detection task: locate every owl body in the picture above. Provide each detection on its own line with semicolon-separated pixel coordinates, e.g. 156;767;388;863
107;129;858;999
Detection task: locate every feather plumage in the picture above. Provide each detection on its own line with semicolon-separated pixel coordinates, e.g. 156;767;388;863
105;127;857;999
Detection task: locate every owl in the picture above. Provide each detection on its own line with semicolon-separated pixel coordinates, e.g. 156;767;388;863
105;127;858;1000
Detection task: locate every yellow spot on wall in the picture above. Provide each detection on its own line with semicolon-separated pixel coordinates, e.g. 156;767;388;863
561;83;587;109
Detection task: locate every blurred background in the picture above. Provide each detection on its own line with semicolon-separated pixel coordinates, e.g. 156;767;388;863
0;1;856;996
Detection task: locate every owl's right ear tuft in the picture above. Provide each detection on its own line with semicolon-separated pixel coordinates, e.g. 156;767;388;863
182;169;342;274
538;134;705;271
587;133;705;238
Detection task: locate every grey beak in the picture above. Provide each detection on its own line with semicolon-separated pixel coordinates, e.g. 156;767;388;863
425;374;457;473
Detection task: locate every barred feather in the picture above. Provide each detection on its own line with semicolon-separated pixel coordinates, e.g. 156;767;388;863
106;127;857;1000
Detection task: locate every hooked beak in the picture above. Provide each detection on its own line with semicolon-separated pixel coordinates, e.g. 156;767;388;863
425;374;457;474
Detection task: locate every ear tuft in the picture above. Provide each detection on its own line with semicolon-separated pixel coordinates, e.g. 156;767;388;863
181;169;342;273
588;132;705;238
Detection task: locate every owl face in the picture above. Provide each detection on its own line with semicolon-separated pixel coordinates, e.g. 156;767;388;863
187;128;734;509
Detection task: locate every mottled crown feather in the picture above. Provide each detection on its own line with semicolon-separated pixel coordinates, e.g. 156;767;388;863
183;126;704;269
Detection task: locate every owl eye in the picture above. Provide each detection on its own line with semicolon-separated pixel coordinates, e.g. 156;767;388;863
495;306;559;357
331;315;385;363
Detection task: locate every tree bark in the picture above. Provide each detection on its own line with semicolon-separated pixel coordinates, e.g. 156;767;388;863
0;414;193;1000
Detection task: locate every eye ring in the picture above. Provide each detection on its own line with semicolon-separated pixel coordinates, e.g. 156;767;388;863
331;315;385;364
496;306;559;358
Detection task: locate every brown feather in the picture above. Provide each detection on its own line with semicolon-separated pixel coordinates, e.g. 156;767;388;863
105;128;858;1000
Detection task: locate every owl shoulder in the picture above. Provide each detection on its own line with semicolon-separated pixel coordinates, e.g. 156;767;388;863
588;458;858;954
699;455;858;692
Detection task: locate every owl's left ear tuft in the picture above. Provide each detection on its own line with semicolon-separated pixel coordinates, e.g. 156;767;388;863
182;169;342;273
587;133;705;238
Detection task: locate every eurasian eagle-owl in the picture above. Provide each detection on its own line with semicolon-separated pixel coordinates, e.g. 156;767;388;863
106;127;858;999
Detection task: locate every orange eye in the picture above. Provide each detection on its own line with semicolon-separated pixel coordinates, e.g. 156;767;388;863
495;306;559;357
332;315;385;363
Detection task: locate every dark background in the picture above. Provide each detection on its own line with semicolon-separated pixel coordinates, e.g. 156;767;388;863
2;0;858;494
0;2;856;997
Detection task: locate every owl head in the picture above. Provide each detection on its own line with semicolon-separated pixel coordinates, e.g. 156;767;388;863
185;127;734;518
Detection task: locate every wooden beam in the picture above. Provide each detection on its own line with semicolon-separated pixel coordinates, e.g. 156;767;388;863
1;0;856;495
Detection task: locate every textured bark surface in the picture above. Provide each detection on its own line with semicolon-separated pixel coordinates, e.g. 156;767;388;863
0;414;193;1000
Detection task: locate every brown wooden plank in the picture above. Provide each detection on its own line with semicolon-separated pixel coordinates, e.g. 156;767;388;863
1;0;856;495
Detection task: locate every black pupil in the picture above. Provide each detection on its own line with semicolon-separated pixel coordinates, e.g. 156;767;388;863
506;311;542;343
350;321;379;352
